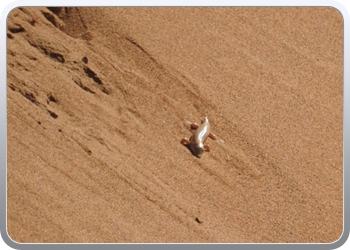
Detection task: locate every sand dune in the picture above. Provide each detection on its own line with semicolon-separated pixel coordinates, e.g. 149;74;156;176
7;7;343;243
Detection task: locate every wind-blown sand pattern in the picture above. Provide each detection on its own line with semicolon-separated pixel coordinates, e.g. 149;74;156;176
7;7;343;243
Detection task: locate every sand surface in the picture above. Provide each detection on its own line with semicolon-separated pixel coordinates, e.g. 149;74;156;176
7;7;343;243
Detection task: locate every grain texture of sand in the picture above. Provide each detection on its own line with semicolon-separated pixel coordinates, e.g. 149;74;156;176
7;7;343;243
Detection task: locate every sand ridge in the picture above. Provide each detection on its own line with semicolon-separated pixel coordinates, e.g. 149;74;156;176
7;7;343;243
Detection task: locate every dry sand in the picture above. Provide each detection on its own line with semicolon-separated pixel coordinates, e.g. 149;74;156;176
7;7;343;243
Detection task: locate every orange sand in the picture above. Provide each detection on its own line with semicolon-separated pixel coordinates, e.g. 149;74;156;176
7;7;343;243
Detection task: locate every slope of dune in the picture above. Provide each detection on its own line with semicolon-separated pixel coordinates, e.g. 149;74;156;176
7;7;343;243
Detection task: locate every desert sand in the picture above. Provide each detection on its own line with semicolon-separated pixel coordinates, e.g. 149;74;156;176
7;7;343;243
